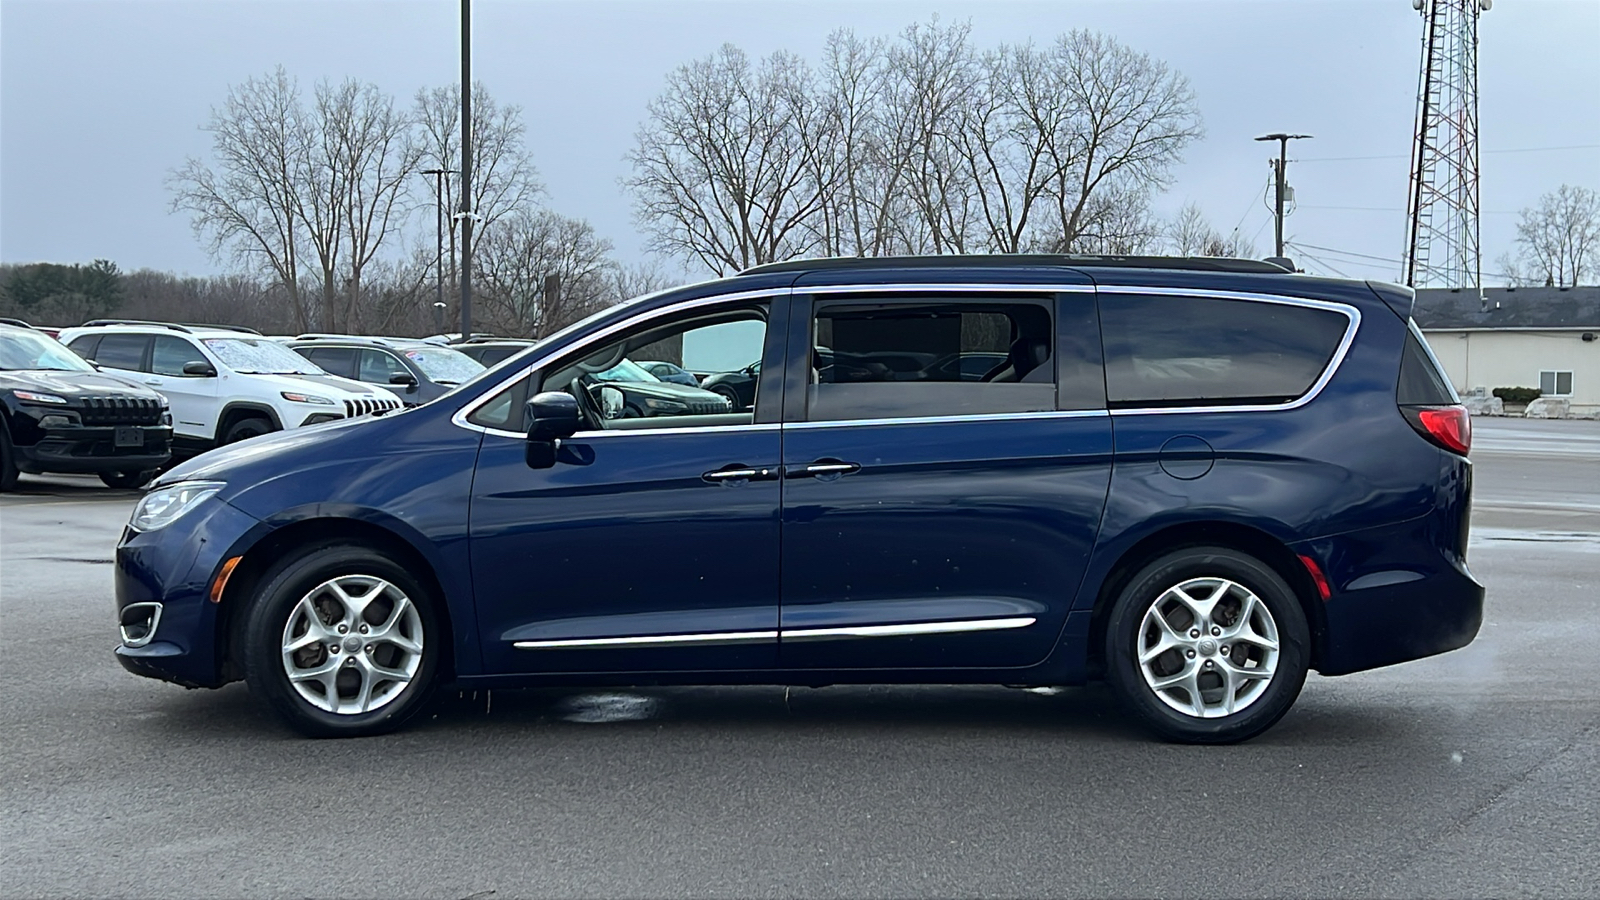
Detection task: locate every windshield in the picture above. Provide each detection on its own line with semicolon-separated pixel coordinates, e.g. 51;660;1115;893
0;330;97;372
204;338;323;375
401;346;485;385
592;358;660;384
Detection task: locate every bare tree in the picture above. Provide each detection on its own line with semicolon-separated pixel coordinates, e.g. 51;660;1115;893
626;44;829;274
475;210;617;337
413;82;544;289
171;68;422;332
169;67;315;331
1164;202;1257;258
1507;184;1600;286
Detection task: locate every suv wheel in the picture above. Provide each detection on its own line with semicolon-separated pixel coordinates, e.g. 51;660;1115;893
100;470;156;489
1105;546;1309;744
223;416;273;444
242;544;440;738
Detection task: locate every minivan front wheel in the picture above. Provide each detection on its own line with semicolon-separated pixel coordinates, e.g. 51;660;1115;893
1106;546;1309;744
243;544;440;738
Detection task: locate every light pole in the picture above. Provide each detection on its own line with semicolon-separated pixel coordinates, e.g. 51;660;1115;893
420;168;450;334
1254;133;1312;260
458;0;474;339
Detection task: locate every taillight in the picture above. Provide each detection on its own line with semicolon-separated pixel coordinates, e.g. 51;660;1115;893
1402;404;1471;456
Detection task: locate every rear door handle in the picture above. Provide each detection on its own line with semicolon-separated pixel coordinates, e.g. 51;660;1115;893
788;460;862;479
702;464;780;484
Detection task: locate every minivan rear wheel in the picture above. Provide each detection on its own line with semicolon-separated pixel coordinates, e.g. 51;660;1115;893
242;543;440;738
1105;546;1309;744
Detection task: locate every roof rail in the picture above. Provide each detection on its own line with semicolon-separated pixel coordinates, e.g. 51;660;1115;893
180;322;262;335
292;333;391;345
0;317;34;329
80;319;193;333
738;254;1296;276
446;333;510;344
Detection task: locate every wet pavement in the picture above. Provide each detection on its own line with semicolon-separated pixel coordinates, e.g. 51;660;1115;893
2;417;1597;898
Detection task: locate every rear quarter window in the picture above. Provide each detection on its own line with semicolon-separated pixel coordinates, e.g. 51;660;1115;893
1397;323;1459;405
1100;294;1350;408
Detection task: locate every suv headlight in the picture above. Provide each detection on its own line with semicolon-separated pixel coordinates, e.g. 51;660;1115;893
130;481;226;532
13;390;68;405
281;391;336;405
643;398;687;412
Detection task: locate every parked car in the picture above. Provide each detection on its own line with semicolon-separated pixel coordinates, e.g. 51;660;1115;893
0;321;172;489
289;336;486;407
580;357;732;419
697;361;759;411
450;338;534;368
112;254;1481;743
638;360;700;386
57;320;404;455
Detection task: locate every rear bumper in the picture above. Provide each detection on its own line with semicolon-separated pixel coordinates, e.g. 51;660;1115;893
15;424;172;474
1296;515;1483;676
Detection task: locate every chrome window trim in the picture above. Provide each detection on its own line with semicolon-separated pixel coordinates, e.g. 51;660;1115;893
1095;285;1362;417
781;617;1037;641
515;630;777;650
454;281;1362;437
786;409;1107;430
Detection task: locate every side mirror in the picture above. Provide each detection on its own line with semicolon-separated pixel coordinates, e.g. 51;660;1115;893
389;372;419;389
524;391;582;469
182;361;217;377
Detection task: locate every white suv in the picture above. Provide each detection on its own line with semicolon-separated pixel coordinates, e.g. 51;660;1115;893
57;321;404;451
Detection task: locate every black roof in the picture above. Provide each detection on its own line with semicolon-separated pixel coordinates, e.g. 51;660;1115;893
740;254;1292;276
1413;286;1600;329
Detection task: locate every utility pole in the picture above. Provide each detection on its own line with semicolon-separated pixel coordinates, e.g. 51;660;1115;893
457;0;474;339
421;168;449;333
1255;133;1312;260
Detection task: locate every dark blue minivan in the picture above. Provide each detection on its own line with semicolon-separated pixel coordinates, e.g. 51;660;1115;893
113;256;1482;743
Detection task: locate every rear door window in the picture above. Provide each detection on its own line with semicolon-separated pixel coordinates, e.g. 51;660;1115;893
92;333;151;371
302;347;357;378
1099;294;1350;408
806;299;1057;421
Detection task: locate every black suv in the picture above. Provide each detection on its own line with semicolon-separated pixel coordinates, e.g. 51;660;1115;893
0;322;172;489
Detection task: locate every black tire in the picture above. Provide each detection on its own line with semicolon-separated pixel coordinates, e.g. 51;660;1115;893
1105;546;1310;744
242;543;442;738
711;385;740;409
99;469;156;489
0;424;18;492
222;416;273;444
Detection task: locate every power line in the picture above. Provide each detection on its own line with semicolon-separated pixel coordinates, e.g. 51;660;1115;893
1298;143;1600;163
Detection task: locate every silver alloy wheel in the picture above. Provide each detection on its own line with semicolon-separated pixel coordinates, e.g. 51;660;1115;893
1136;576;1280;718
280;575;424;715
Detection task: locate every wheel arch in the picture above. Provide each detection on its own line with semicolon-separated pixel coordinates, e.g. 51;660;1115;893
215;517;457;685
1085;520;1326;678
215;402;283;443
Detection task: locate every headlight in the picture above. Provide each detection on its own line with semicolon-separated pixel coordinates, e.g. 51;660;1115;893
643;398;687;411
13;390;68;404
281;392;335;405
129;481;225;532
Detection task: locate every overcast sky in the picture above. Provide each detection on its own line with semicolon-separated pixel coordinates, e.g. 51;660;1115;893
2;0;1597;286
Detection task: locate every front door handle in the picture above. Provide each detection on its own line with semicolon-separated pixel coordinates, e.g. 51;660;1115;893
143;379;162;385
788;459;862;479
702;464;779;484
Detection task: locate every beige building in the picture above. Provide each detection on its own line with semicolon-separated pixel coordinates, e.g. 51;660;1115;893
1415;286;1600;416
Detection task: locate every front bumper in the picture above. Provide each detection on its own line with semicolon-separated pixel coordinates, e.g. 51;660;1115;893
15;423;172;474
1296;514;1484;676
113;494;263;688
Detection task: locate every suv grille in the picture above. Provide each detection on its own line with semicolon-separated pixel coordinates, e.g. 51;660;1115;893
80;396;164;425
343;397;402;419
689;397;733;415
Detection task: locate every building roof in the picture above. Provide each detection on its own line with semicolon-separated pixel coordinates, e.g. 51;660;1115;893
1414;286;1600;330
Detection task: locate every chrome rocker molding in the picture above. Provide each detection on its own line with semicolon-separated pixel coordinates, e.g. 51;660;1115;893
513;616;1038;650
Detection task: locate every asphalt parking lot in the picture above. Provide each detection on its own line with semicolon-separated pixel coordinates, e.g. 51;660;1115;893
2;417;1597;899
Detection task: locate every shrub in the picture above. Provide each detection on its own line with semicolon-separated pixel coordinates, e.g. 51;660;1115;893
1492;387;1541;404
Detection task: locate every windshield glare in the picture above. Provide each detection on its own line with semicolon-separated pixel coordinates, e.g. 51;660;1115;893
0;330;97;372
203;338;323;375
401;346;485;384
593;358;659;384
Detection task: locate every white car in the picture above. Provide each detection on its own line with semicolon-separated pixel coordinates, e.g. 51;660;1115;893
57;321;404;451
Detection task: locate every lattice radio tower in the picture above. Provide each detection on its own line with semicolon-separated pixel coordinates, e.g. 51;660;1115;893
1403;0;1491;289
